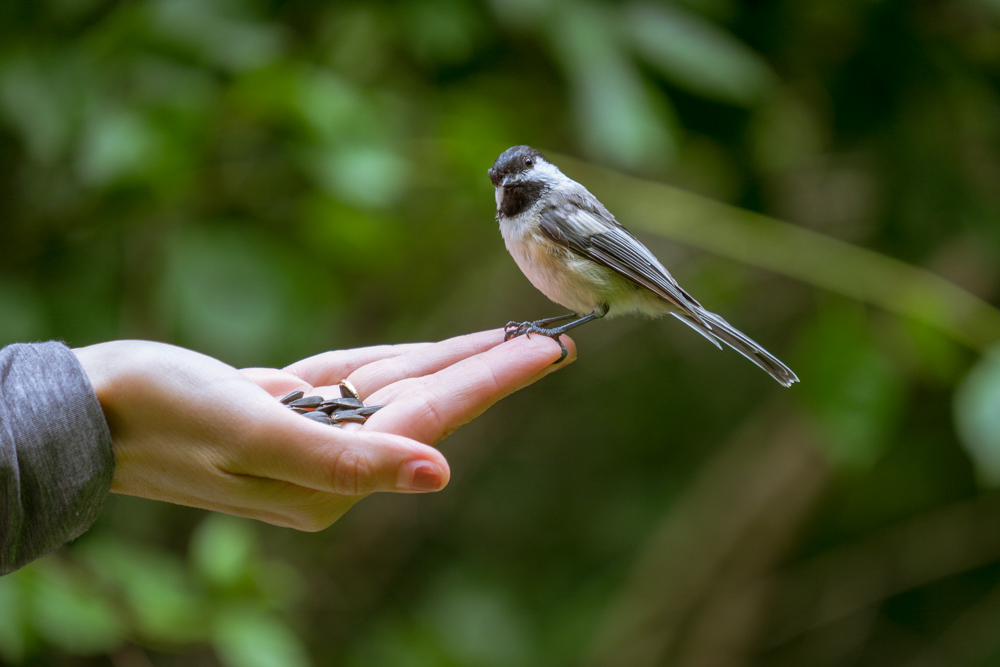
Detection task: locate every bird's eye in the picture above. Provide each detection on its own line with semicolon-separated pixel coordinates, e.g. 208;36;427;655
525;157;533;167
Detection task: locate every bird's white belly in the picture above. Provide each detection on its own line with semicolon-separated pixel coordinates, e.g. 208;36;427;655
503;226;609;315
501;217;672;319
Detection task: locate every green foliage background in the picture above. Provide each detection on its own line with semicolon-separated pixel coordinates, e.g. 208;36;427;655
2;0;1000;665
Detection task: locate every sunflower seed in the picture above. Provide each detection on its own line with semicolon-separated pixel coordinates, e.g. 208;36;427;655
332;409;368;424
303;411;333;425
288;395;325;408
279;390;305;405
339;379;360;401
280;384;383;428
319;397;364;412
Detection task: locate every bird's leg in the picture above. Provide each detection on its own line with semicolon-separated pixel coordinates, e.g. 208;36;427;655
503;306;607;364
503;313;578;341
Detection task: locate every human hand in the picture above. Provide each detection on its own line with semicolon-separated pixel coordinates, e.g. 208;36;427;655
74;330;574;530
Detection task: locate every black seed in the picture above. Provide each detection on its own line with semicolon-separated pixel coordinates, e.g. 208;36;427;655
288;395;325;408
332;410;368;424
339;380;360;400
355;405;384;416
290;407;310;414
320;397;364;411
280;390;305;405
303;411;333;425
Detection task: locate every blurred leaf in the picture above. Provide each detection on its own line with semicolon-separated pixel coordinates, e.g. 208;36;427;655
955;346;1000;485
191;510;306;609
78;538;207;643
437;94;514;184
45;0;106;23
0;573;28;663
297;194;405;272
964;0;1000;19
148;0;286;72
346;614;444;667
130;56;219;115
674;0;738;22
623;2;778;107
76;107;162;186
213;606;310;667
748;89;827;172
420;571;533;667
0;280;49;346
305;144;410;209
348;570;533;667
294;70;370;144
795;304;906;471
400;0;485;65
486;0;557;29
895;319;966;385
550;2;677;168
159;224;318;366
190;514;257;590
0;52;81;164
255;558;308;609
232;63;374;144
319;6;393;81
25;563;125;655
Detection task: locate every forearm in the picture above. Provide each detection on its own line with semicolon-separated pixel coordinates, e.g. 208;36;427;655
0;342;114;575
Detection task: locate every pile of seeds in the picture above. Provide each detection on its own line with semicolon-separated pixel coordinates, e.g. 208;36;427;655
279;380;384;427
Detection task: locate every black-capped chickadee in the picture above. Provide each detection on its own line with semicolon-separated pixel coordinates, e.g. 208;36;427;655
488;145;799;387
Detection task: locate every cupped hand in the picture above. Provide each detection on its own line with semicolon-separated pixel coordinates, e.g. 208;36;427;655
75;330;574;531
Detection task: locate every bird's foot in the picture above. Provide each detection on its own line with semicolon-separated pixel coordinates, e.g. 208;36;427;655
504;320;563;341
503;321;522;341
503;320;569;364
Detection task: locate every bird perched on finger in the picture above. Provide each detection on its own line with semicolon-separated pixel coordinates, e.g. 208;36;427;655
488;145;798;387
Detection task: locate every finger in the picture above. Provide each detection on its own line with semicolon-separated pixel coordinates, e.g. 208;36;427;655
283;342;435;387
363;333;574;444
346;329;509;399
233;408;451;497
240;367;314;396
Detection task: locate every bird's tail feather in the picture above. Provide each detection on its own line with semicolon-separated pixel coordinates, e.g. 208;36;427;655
671;310;799;387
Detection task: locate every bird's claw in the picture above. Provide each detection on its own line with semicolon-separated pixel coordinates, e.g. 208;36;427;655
504;320;541;340
502;321;569;364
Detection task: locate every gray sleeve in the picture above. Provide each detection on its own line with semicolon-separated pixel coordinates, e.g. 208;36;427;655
0;341;114;575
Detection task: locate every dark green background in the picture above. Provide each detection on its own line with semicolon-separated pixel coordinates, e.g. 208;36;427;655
3;0;1000;665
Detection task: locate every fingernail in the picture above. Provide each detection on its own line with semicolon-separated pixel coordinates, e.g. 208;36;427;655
397;460;445;492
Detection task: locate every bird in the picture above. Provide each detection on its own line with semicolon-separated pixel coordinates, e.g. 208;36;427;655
488;145;798;387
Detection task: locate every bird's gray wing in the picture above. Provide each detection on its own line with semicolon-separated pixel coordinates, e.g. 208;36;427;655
537;201;710;325
538;201;799;385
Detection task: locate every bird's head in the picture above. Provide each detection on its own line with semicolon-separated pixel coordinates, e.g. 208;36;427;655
488;145;558;218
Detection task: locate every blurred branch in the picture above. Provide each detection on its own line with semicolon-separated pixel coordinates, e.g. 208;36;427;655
765;491;1000;651
586;408;829;667
899;580;1000;667
558;155;1000;353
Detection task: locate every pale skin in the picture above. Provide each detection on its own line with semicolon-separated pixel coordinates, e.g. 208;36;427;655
73;330;575;532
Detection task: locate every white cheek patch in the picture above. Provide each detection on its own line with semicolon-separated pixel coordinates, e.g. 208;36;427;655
495;186;503;210
533;161;564;185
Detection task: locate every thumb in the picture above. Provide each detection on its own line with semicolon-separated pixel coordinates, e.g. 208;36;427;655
240;416;451;496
